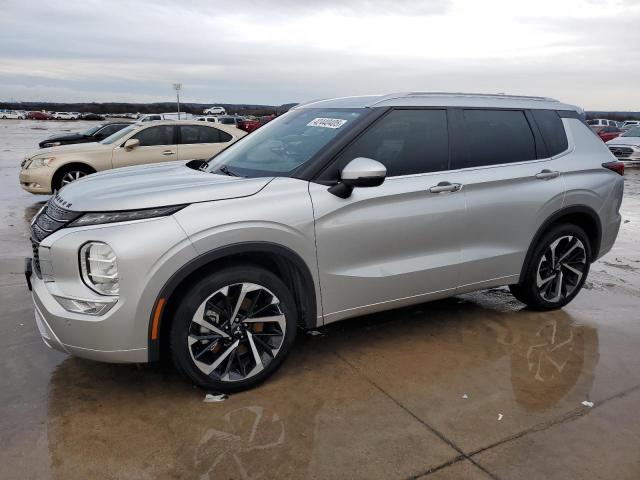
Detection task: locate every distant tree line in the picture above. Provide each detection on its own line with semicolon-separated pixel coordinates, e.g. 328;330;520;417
0;101;298;117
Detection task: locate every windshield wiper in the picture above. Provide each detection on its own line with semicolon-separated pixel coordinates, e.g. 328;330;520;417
215;165;242;177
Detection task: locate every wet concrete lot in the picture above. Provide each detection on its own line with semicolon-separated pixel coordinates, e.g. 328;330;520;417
1;119;639;479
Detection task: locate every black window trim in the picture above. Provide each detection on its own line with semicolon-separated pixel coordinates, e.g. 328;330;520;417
302;106;579;183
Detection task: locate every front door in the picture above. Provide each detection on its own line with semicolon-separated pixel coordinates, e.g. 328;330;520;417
111;124;177;168
310;109;466;324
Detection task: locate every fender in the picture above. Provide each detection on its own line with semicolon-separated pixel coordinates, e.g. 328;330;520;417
518;205;602;282
147;242;318;361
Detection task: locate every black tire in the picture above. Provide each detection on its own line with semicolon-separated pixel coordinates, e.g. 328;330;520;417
510;223;591;311
52;165;93;191
169;265;298;392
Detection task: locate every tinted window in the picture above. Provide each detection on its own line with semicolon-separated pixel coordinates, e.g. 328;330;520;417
98;124;125;137
133;125;175;146
180;125;232;144
531;110;568;156
180;125;220;144
326;109;449;178
456;109;536;168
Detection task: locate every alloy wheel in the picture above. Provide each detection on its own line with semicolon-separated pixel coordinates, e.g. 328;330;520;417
536;235;587;303
187;282;287;382
61;170;87;186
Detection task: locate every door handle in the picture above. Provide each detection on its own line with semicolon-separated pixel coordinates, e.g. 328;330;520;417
162;150;175;156
429;182;463;193
535;169;560;180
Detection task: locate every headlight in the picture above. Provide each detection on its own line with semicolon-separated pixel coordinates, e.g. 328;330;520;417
42;142;61;148
79;242;119;296
27;157;55;169
69;205;185;227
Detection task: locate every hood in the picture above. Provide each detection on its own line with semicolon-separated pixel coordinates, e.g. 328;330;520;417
41;132;87;144
56;161;274;211
29;141;112;158
606;136;640;147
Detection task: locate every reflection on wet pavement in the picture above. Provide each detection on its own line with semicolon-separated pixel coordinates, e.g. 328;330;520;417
1;120;640;479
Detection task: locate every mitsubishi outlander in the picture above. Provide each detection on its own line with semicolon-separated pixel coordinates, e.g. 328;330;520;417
25;93;624;392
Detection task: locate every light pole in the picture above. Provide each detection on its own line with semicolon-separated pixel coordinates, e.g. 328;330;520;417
173;83;182;119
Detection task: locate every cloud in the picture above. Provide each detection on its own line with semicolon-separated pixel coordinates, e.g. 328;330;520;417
0;0;638;109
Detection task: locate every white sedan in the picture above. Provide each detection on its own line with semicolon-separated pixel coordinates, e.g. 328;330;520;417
0;110;26;119
52;112;78;120
607;126;640;164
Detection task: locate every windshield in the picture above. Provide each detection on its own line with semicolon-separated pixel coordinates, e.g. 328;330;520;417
101;125;137;144
205;108;365;177
82;125;102;136
622;126;640;137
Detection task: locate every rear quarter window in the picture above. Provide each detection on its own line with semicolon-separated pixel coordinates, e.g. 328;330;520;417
532;110;569;156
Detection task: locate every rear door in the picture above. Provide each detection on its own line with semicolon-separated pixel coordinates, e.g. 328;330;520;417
111;124;177;168
452;108;567;290
310;109;466;323
177;124;234;161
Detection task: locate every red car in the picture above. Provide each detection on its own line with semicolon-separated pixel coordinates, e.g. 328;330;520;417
238;115;276;133
592;126;622;142
27;111;52;120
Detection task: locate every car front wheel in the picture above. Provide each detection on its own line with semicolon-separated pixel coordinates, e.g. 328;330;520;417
169;265;298;392
510;224;591;310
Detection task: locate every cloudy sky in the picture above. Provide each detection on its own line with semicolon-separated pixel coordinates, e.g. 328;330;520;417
1;0;639;109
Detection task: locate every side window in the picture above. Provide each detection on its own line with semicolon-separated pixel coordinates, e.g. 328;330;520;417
133;126;175;146
328;109;449;178
455;109;536;168
531;110;568;157
99;125;122;137
179;125;230;144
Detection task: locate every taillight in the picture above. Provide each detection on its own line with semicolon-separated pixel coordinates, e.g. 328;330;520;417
602;161;624;176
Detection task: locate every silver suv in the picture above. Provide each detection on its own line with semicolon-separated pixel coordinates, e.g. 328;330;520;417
25;93;624;392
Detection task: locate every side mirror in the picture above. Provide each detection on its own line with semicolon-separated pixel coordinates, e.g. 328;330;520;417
328;157;386;198
123;138;140;151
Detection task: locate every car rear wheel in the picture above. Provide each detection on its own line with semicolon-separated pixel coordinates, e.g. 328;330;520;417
169;265;298;392
510;224;591;310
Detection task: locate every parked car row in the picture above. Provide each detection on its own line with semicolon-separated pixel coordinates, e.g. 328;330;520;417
20;111;106;120
20;120;246;193
587;118;640;131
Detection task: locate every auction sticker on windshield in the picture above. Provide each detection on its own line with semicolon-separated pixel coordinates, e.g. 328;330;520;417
307;118;348;129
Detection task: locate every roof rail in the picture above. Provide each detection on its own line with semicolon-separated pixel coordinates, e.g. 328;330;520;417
402;92;559;102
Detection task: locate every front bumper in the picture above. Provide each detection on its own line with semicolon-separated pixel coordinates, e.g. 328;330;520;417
24;213;198;364
28;259;147;362
19;167;53;194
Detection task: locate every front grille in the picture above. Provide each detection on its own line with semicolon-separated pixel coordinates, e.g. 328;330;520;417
29;197;82;242
31;239;41;278
609;146;633;158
